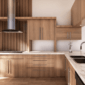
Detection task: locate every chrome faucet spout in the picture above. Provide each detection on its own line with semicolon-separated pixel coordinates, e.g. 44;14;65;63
80;41;85;51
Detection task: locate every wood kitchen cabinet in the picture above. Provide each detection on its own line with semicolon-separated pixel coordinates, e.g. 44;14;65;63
0;58;8;77
0;55;24;78
56;27;81;40
71;0;85;26
66;58;76;85
55;55;65;77
29;20;41;40
28;19;55;40
26;55;55;78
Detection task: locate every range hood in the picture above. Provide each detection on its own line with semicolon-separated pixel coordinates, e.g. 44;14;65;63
2;0;22;33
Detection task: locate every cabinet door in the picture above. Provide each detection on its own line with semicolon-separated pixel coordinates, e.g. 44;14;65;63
0;59;8;77
41;20;55;40
29;20;41;40
71;32;81;40
8;58;24;78
55;55;65;77
56;32;70;40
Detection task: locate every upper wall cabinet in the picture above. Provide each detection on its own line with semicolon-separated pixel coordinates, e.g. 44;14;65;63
71;0;85;26
28;18;56;40
56;26;81;40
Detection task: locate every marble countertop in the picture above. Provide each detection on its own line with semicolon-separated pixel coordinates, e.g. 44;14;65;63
0;51;85;84
65;52;85;84
0;51;66;55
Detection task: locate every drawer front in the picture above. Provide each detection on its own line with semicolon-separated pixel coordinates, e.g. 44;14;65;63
27;67;55;78
27;59;54;67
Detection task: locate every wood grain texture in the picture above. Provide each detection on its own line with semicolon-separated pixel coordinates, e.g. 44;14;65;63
0;78;67;85
71;0;85;26
55;55;65;77
1;21;27;51
66;58;76;85
56;27;81;40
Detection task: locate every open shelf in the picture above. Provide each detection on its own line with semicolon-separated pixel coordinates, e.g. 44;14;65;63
0;17;56;21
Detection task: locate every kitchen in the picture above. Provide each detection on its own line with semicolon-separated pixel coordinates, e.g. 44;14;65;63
0;0;85;85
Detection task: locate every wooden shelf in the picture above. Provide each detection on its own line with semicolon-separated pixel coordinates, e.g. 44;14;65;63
56;25;73;28
0;17;56;21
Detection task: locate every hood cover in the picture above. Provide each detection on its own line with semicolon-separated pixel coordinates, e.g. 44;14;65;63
2;0;22;33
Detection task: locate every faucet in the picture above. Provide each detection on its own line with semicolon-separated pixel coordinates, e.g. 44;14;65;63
80;41;85;51
69;42;72;53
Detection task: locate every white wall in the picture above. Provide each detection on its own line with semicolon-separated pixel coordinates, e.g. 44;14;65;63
32;0;85;52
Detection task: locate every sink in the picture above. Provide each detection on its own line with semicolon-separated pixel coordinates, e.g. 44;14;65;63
70;56;85;63
70;56;85;59
73;59;85;63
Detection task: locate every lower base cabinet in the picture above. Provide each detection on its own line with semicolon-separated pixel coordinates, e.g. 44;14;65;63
66;58;76;85
26;55;55;78
26;55;65;78
0;56;24;78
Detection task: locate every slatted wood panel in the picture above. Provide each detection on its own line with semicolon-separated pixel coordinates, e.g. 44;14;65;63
0;0;32;51
2;21;27;51
0;0;32;17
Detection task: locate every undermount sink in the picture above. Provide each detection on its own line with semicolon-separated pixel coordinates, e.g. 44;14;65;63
70;56;85;63
70;56;85;59
73;59;85;63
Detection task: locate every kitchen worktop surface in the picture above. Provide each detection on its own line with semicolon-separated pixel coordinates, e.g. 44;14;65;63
0;51;85;84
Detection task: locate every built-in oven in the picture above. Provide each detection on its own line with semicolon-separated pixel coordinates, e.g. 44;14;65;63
75;72;84;85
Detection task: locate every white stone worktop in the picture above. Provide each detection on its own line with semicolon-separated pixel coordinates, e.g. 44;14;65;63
65;51;85;84
0;51;85;84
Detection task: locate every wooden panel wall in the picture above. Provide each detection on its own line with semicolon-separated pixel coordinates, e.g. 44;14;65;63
0;0;32;17
0;0;32;51
2;21;27;51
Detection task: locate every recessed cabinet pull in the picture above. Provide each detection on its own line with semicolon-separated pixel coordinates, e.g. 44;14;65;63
67;32;69;39
33;60;47;61
9;60;11;74
39;27;41;40
33;56;46;57
65;58;66;71
70;32;71;39
68;68;70;85
42;28;43;40
8;60;9;74
33;64;47;66
8;60;11;74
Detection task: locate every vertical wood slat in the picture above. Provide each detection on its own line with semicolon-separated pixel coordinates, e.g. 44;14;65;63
0;22;2;51
0;0;1;17
1;0;32;51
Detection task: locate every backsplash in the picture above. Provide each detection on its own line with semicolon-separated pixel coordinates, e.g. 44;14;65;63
32;0;85;52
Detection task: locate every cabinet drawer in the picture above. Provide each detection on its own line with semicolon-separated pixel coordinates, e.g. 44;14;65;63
29;55;55;59
27;59;54;67
27;67;55;78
